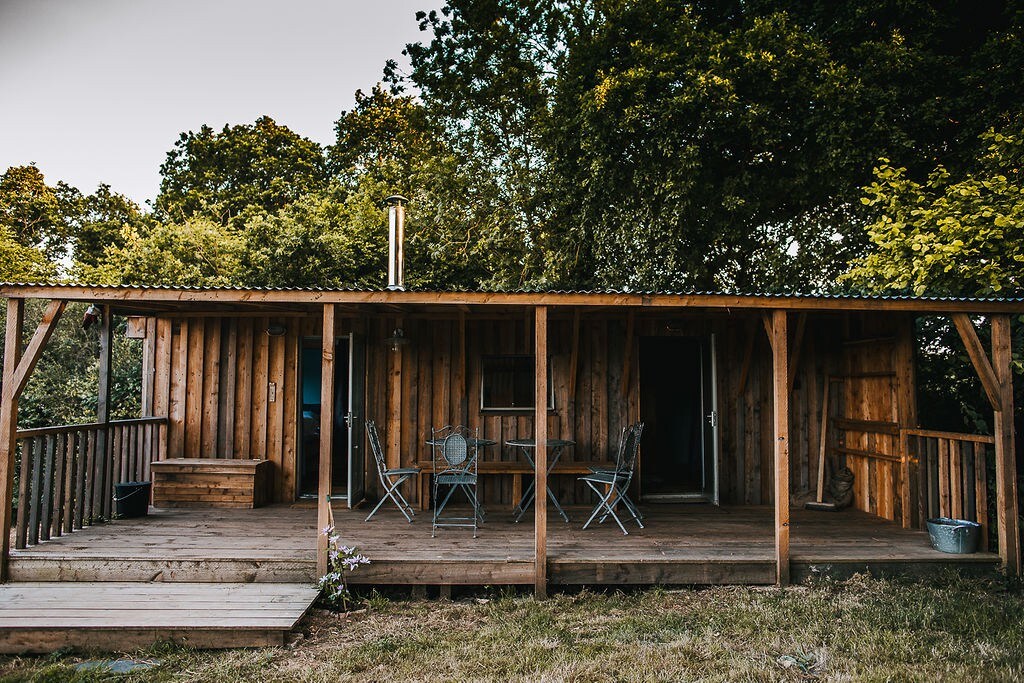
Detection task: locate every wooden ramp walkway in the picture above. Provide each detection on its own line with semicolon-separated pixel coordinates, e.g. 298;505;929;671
0;582;319;654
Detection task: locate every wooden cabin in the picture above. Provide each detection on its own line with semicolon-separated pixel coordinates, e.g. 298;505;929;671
0;284;1019;649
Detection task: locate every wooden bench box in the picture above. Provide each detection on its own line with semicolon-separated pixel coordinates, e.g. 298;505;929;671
151;458;272;509
414;460;615;511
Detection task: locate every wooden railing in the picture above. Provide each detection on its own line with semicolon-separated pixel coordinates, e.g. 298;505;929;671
903;428;994;550
13;417;167;549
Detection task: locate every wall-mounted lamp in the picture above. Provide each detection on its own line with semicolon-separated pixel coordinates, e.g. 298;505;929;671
266;323;287;337
385;328;410;352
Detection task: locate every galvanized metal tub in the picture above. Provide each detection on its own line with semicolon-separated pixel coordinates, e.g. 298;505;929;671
926;517;981;554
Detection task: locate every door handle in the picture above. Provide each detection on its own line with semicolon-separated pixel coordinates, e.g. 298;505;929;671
706;411;718;428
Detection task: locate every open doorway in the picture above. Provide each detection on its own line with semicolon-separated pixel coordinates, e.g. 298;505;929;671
639;336;718;502
297;337;349;499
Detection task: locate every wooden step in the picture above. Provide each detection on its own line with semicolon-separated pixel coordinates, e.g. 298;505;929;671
0;582;320;653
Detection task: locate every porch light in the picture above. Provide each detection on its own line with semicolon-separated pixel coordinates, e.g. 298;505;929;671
266;323;287;337
385;328;409;352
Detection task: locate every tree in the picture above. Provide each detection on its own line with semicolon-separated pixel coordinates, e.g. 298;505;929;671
0;165;79;264
397;0;1024;291
845;124;1024;297
0;226;56;282
844;123;1024;458
239;185;387;289
154;116;328;224
83;219;245;287
72;184;146;269
392;1;575;288
327;83;512;289
330;85;433;191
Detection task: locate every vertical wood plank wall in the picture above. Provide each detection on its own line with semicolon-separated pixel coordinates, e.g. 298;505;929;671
837;313;914;521
142;310;914;512
144;317;305;503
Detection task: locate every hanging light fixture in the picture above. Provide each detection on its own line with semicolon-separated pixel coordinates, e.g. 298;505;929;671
385;328;410;352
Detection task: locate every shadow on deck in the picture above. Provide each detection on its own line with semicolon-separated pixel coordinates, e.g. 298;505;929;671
7;503;1000;586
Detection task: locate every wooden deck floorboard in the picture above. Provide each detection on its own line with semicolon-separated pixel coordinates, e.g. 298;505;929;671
7;503;999;585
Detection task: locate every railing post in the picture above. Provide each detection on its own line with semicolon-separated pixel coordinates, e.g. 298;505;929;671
0;298;25;581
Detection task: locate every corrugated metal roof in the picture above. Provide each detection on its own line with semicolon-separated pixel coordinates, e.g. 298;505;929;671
2;281;1022;303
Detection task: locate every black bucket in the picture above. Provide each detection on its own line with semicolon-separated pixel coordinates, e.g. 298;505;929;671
114;481;151;518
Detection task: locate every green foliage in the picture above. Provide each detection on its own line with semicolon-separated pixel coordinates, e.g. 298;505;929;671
0;226;56;282
72;184;146;269
396;0;1024;291
547;8;863;289
845;124;1024;297
17;303;142;429
330;85;433;192
0;165;80;264
83;219;245;287
239;185;387;288
155;116;329;224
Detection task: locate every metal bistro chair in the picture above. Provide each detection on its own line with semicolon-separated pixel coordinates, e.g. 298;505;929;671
579;422;645;534
365;420;420;523
431;425;482;538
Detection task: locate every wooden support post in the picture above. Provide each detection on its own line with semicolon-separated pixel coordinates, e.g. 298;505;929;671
317;304;336;577
771;310;790;586
0;299;24;582
95;304;112;519
991;315;1020;576
895;316;918;528
534;305;548;598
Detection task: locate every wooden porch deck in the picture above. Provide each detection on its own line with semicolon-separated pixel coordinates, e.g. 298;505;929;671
7;503;1000;586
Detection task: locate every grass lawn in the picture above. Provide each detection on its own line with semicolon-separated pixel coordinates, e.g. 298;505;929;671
1;574;1022;682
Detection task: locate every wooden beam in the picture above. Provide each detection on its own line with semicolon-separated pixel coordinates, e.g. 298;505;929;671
761;312;774;351
951;314;1002;412
0;299;24;582
523;309;532;353
534;305;548;598
620;311;635;398
991;315;1020;576
771;309;790;586
815;374;830;504
9;284;1024;314
568;308;580;400
786;312;807;394
3;300;66;404
316;304;336;577
735;320;757;398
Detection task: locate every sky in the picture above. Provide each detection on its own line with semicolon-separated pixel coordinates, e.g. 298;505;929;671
0;0;439;207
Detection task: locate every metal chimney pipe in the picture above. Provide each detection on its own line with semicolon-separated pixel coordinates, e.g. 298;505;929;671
386;194;408;291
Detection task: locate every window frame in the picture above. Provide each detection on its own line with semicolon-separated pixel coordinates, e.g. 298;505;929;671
479;354;555;413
